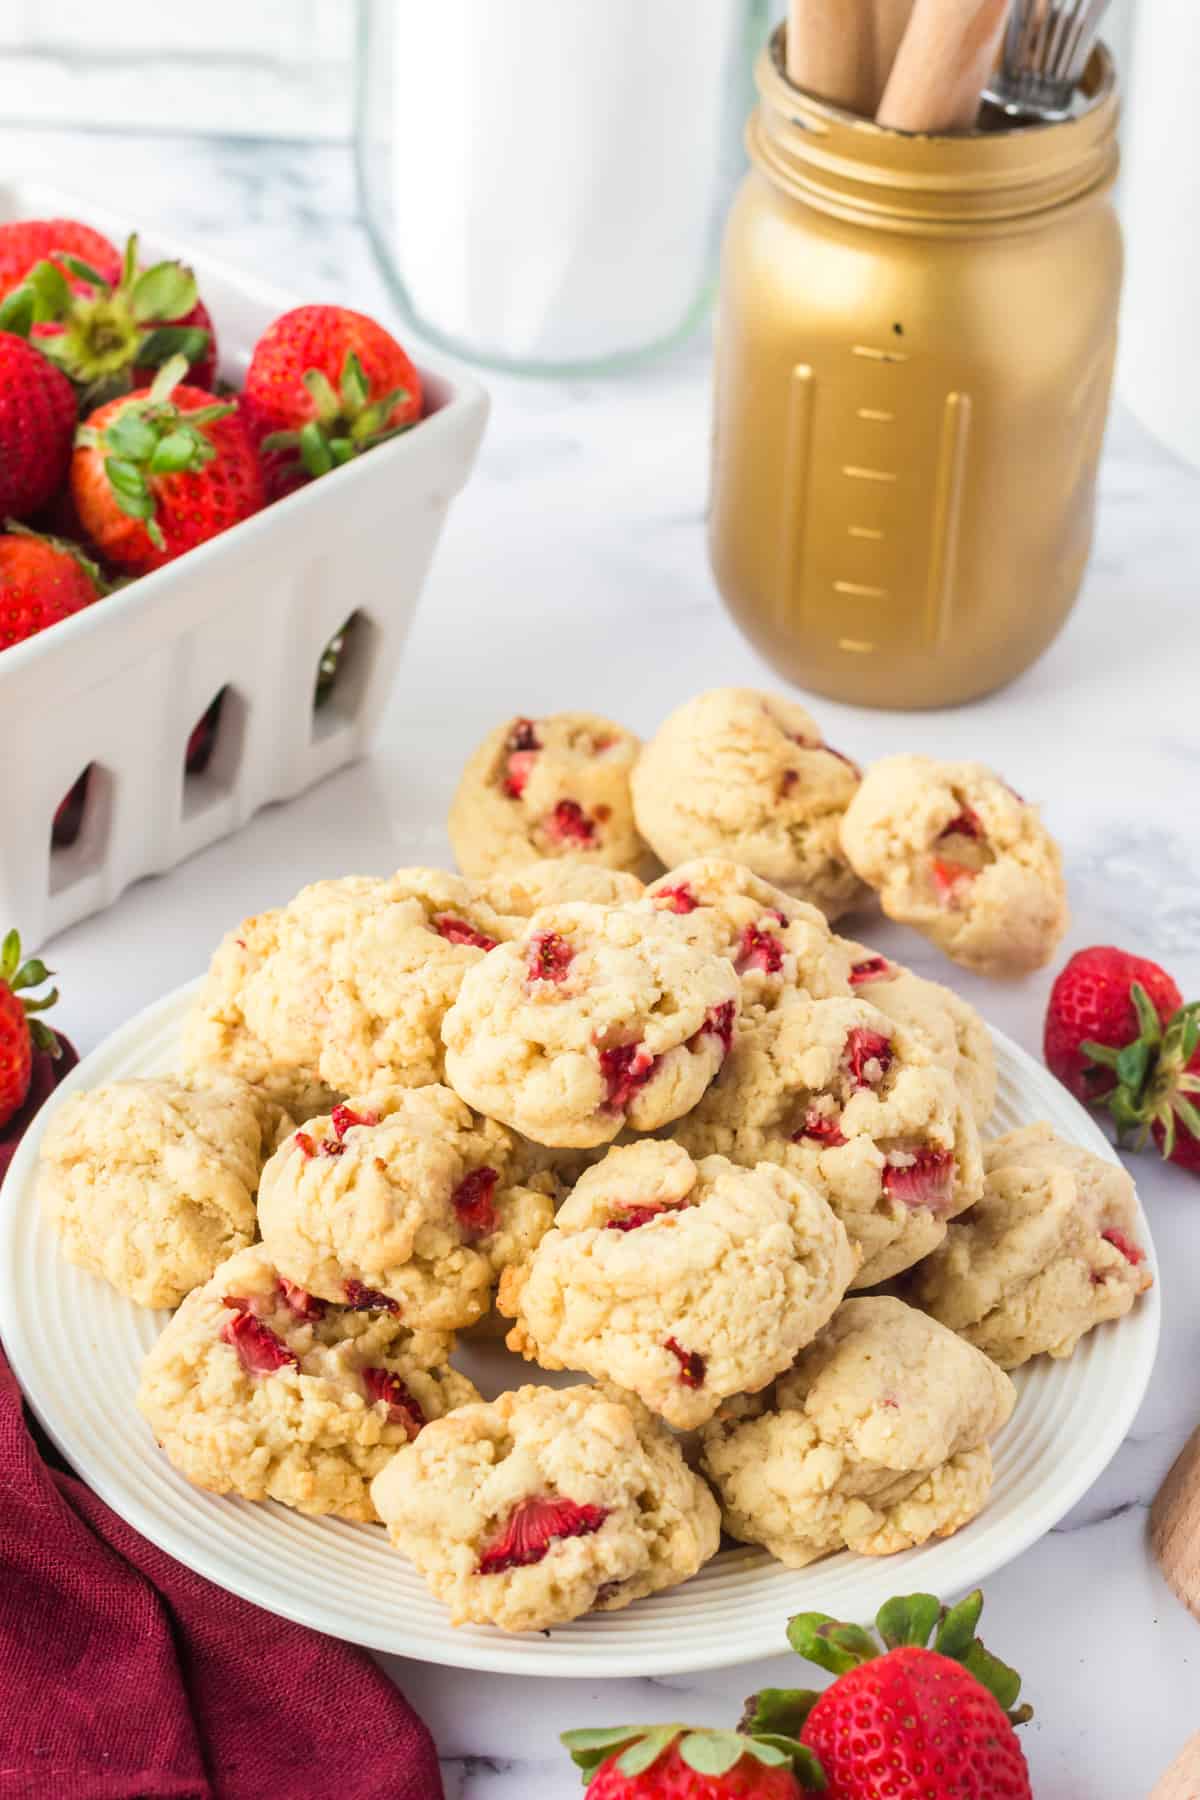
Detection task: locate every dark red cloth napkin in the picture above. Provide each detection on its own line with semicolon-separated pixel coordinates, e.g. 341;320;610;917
0;1348;444;1800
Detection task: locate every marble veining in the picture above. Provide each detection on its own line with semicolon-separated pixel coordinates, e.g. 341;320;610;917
0;121;1197;1800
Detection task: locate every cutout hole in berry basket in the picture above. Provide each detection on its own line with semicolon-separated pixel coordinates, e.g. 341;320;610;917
311;610;379;743
48;763;114;895
182;686;247;820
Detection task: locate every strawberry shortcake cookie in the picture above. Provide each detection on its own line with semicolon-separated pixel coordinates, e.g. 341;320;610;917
449;711;644;879
699;1296;1015;1567
478;858;645;918
672;992;984;1287
838;938;997;1125
499;1141;856;1429
38;1074;288;1308
910;1122;1152;1368
182;869;517;1099
137;1244;476;1521
441;901;740;1148
256;1085;557;1331
370;1382;720;1632
630;689;868;919
640;858;854;1007
839;755;1068;977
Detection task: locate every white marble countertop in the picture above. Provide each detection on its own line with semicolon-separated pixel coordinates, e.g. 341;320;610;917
3;123;1200;1799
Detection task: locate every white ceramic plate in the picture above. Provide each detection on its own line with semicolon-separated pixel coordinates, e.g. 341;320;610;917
0;981;1160;1678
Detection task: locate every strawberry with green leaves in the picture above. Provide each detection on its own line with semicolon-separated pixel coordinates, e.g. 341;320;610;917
0;931;61;1131
0;218;119;303
0;231;216;403
0;329;79;521
241;304;421;498
563;1591;1033;1800
0;523;107;650
1045;946;1200;1178
70;355;264;574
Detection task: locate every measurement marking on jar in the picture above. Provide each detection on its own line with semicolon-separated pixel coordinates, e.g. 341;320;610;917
856;408;894;422
838;638;875;653
851;346;909;364
775;363;815;628
843;465;897;482
834;581;890;599
848;526;884;540
926;391;972;647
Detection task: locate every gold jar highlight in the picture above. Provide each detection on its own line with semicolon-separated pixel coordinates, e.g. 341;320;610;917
709;32;1121;710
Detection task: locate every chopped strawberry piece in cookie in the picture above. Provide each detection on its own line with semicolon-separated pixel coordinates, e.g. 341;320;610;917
606;1200;687;1232
527;931;574;983
502;750;538;799
545;799;596;846
794;1107;848;1148
477;1495;608;1574
330;1104;379;1139
850;956;892;986
433;913;498;952
736;921;785;975
700;999;736;1058
930;857;978;903
343;1281;401;1314
939;806;984;841
654;884;699;915
779;769;799;797
220;1307;299;1375
1101;1227;1146;1266
362;1366;426;1439
664;1337;706;1389
277;1278;327;1321
882;1148;956;1213
823;744;861;776
295;1130;344;1160
451;1166;498;1239
507;718;541;753
599;1041;657;1111
844;1027;893;1089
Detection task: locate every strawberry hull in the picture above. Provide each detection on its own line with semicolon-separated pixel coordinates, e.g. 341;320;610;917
0;180;489;945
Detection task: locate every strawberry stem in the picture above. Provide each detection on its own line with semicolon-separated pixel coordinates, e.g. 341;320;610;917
1;929;61;1061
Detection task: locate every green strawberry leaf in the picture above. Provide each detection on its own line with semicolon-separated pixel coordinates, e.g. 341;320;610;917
136;324;211;371
0;285;35;336
962;1641;1026;1718
7;956;51;993
560;1725;646;1779
1129;981;1164;1048
150;430;204;476
741;1687;819;1738
339;349;370;414
59;253;110;289
130;260;198;324
750;1738;827;1788
0;930;21;982
615;1727;676;1777
26;258;72;318
787;1613;878;1675
933;1591;984;1661
877;1593;941;1650
121;233;140;290
298;421;333;478
302;368;341;425
678;1732;745;1778
1114;1039;1151;1093
104;414;159;463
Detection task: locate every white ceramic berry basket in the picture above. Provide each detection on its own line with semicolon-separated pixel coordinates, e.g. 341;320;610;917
0;182;489;945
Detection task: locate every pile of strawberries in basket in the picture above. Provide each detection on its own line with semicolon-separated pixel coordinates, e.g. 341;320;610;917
0;212;422;640
0;211;424;835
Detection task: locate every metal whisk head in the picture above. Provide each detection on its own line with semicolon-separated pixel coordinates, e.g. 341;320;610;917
985;0;1113;122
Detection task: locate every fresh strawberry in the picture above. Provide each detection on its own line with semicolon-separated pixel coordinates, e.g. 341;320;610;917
478;1495;608;1575
563;1725;821;1797
361;1366;425;1438
71;355;264;574
241;304;422;498
0;219;119;302
759;1589;1032;1800
1044;946;1200;1176
0;524;106;650
1044;946;1182;1104
0;331;78;520
220;1306;299;1376
0;931;62;1130
882;1148;956;1212
0;1030;78;1187
451;1166;498;1239
0;230;216;400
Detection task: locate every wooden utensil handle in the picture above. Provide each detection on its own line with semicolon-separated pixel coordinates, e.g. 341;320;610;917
877;0;1011;132
1151;1733;1200;1800
788;0;877;114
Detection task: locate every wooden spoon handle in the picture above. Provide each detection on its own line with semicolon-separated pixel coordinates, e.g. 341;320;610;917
877;0;1011;131
870;0;917;106
788;0;877;114
1151;1733;1200;1800
1151;1424;1200;1619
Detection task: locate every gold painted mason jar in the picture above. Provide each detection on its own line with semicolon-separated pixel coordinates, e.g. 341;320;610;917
710;32;1121;709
